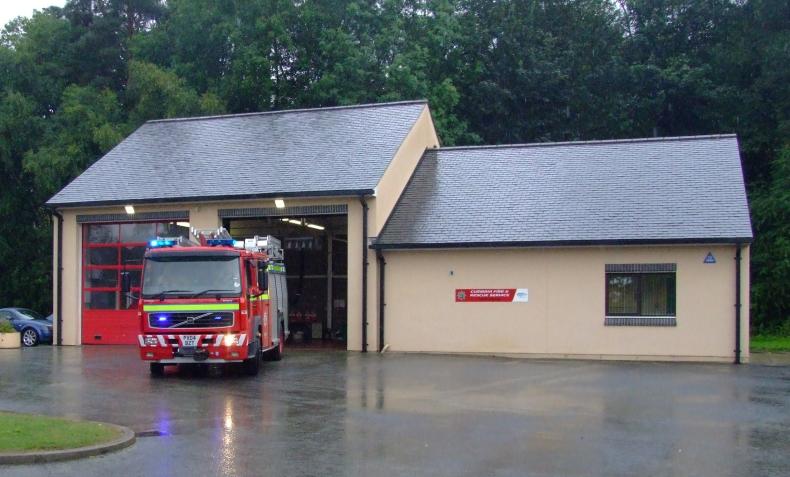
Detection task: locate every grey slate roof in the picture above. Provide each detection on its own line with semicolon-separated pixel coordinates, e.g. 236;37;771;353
375;135;753;248
47;100;428;206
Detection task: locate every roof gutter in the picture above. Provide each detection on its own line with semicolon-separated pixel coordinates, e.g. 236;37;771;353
359;195;369;353
46;188;377;209
372;237;755;250
376;249;386;352
734;244;744;364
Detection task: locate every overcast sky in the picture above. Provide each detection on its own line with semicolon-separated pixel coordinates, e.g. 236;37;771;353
1;0;67;29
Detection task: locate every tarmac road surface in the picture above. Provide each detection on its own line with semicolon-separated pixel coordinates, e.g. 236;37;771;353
0;346;788;477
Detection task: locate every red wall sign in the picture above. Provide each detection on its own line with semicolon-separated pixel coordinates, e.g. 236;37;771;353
455;288;528;303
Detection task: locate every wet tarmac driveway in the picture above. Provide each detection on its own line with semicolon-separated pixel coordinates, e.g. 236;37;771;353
1;346;788;476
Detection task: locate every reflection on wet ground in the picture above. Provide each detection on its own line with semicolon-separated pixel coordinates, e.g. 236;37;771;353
0;346;788;476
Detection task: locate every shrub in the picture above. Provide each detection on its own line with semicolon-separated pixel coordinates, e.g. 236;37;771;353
0;320;15;333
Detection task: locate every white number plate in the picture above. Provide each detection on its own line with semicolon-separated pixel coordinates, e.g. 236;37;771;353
181;335;198;347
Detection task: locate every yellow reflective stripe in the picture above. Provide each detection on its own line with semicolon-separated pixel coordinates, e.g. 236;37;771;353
143;303;239;312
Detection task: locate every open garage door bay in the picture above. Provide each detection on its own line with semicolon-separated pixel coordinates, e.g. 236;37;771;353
223;208;348;348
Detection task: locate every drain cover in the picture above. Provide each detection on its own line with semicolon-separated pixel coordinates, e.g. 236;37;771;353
135;430;166;438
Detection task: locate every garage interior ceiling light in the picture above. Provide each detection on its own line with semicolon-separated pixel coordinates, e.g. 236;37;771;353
280;217;325;231
124;205;135;215
274;199;285;208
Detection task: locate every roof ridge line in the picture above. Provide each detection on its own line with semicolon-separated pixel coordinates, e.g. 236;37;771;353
435;134;738;152
146;99;429;124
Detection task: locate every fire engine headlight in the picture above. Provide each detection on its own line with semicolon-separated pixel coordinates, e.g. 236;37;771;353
144;337;159;346
223;334;235;347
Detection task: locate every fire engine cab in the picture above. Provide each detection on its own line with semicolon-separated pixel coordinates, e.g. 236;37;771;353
137;228;288;376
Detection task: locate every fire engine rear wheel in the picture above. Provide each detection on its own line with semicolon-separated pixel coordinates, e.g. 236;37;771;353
274;328;284;360
243;349;261;376
149;363;165;376
264;329;284;362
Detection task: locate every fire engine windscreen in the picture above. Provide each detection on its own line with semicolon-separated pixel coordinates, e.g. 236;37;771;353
142;256;242;298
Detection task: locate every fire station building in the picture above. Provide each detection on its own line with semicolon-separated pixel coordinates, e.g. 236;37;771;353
47;100;753;362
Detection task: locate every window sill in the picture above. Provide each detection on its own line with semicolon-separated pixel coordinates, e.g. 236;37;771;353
604;317;676;327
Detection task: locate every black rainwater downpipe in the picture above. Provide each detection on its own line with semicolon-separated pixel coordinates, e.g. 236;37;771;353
377;249;386;352
734;244;743;364
52;209;64;346
360;195;369;353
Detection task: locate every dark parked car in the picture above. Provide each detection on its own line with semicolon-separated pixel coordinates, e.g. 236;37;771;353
0;308;53;347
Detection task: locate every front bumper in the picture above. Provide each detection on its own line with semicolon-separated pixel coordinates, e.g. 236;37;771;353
138;333;249;363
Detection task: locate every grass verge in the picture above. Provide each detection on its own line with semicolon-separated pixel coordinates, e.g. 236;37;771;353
0;412;123;452
750;334;790;353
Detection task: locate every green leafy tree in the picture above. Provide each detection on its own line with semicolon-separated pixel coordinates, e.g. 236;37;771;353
750;146;790;332
24;85;126;197
126;60;224;123
0;91;48;310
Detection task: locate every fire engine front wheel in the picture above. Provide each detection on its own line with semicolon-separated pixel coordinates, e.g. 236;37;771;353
243;349;261;376
149;363;165;376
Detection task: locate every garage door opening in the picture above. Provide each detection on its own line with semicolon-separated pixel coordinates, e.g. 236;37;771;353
224;214;348;349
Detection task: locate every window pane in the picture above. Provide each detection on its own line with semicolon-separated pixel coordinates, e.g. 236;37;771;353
85;291;117;309
120;223;156;243
258;264;267;290
121;292;138;310
86;224;118;244
641;274;676;316
85;247;118;266
122;246;146;266
141;256;241;297
127;270;141;289
85;269;117;288
246;262;254;289
607;274;638;315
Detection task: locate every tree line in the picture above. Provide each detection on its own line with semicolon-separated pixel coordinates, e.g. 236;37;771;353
0;0;787;331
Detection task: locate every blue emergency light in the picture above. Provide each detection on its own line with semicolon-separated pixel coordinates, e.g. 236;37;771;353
207;238;235;247
149;239;176;248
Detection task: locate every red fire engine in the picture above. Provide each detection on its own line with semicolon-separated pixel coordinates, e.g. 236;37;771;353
137;228;288;376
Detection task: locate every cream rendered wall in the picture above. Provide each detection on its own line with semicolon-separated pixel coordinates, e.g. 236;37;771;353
373;105;440;236
57;208;81;346
382;245;750;362
346;198;364;351
358;105;440;351
54;196;366;348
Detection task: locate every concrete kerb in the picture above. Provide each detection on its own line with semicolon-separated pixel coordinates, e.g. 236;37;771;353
0;422;135;465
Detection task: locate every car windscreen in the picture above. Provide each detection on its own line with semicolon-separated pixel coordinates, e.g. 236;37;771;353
17;309;46;320
142;255;242;298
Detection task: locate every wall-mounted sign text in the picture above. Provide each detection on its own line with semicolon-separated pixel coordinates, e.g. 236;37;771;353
455;288;528;303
